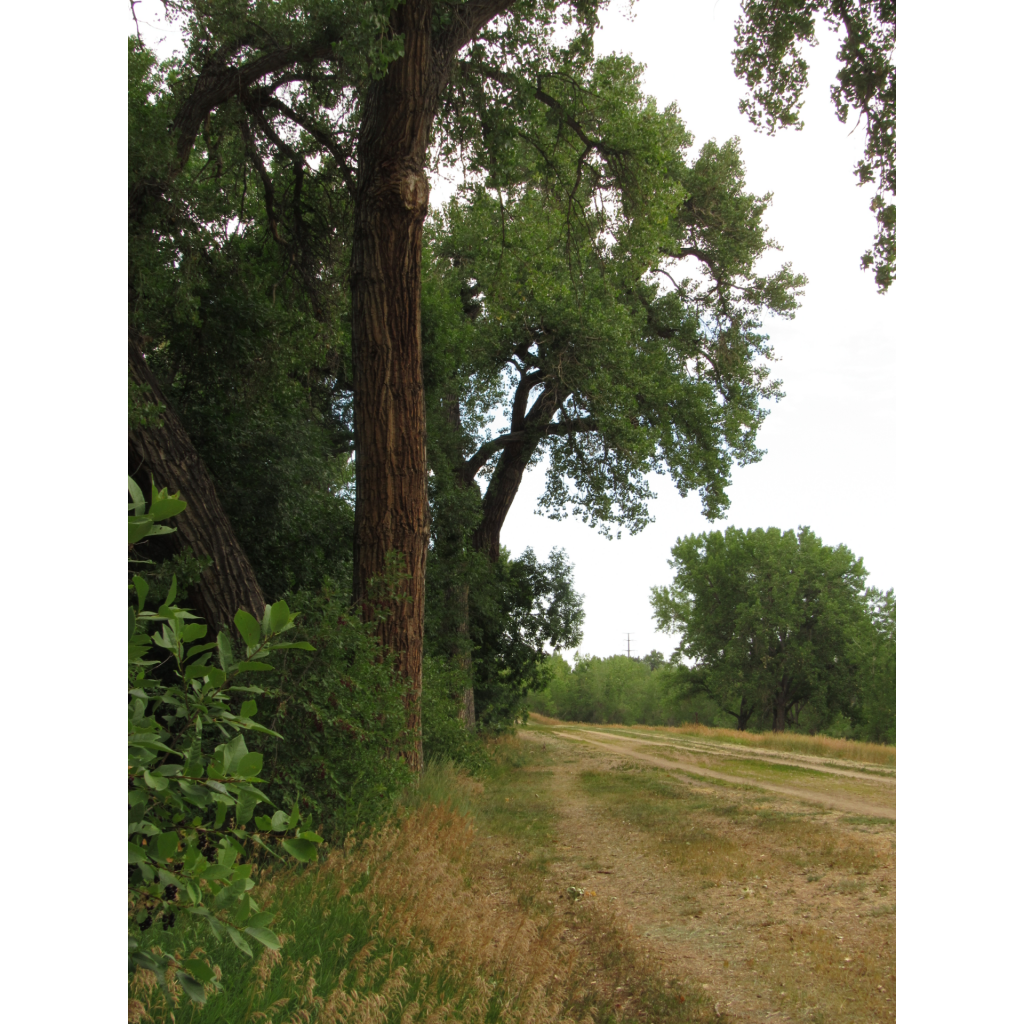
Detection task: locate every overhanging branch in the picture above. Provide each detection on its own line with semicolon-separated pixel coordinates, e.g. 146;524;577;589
461;417;599;482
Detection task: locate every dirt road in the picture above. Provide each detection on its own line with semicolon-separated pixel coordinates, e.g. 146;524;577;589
550;728;896;820
507;724;896;1024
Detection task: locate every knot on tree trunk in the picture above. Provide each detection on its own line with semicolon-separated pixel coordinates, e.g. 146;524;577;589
399;170;429;214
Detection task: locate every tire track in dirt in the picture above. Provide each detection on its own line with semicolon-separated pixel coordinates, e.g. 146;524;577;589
551;731;896;820
519;729;897;1023
580;729;897;783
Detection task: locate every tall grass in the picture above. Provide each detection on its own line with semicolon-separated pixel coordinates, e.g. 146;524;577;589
130;747;720;1024
529;714;896;767
130;803;575;1023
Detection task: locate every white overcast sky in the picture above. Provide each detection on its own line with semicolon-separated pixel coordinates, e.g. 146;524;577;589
129;0;896;660
498;1;898;659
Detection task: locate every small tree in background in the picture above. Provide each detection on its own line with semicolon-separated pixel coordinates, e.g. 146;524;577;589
651;526;885;733
855;587;896;742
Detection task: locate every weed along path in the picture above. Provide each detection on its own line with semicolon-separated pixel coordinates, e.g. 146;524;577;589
473;724;897;1024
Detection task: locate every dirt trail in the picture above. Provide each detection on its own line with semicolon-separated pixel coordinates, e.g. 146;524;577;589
518;728;896;1023
581;728;897;782
551;730;896;820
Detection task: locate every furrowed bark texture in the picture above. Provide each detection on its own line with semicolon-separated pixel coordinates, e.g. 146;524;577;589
350;0;516;767
350;0;438;772
128;334;266;632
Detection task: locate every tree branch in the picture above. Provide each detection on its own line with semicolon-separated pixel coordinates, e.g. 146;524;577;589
171;42;334;174
437;1;518;59
238;117;285;245
258;94;358;196
460;417;599;482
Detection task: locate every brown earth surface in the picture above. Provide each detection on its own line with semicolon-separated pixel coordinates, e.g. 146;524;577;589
491;725;896;1024
550;729;896;820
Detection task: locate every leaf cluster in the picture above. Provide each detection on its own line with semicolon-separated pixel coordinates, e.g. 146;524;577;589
732;0;895;290
128;482;318;1005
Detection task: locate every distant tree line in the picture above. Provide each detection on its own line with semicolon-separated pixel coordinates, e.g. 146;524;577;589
531;526;895;742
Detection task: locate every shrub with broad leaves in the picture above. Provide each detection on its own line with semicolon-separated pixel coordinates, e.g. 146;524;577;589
128;478;318;1004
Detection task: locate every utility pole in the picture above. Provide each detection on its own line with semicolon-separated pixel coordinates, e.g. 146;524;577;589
624;632;634;659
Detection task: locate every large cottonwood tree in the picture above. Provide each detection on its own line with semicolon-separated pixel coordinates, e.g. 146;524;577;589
130;0;894;767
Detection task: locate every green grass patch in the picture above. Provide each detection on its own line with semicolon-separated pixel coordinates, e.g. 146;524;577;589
577;766;883;879
578;768;753;883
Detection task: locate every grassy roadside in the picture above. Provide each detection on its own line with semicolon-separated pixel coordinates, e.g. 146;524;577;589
129;738;722;1024
577;764;888;884
529;714;896;767
608;740;898;811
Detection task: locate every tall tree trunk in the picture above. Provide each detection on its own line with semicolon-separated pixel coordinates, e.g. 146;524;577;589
443;394;477;730
350;0;439;772
128;333;265;632
772;677;790;732
349;0;515;767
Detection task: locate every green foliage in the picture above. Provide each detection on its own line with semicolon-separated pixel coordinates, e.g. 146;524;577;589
421;655;489;770
651;526;888;734
129;482;319;1004
470;547;585;730
530;653;717;727
429;96;803;537
253;584;414;841
854;587;896;743
733;0;896;289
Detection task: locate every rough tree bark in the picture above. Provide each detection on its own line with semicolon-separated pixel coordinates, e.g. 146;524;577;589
129;333;266;632
350;0;515;770
349;1;439;773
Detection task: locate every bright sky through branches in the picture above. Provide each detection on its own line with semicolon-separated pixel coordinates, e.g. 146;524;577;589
127;0;896;662
497;0;897;660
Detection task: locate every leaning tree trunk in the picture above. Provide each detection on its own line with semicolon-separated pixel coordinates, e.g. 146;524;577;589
471;442;531;563
350;0;440;773
471;386;560;561
128;333;266;632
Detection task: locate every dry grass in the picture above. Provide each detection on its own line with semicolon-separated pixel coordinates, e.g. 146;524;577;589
574;764;896;1022
129;792;718;1024
528;715;896;767
131;803;576;1023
